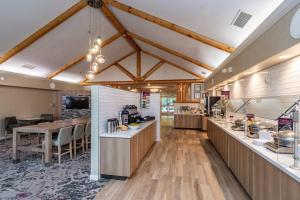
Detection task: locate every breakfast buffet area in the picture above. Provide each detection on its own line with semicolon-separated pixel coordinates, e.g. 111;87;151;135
202;5;300;199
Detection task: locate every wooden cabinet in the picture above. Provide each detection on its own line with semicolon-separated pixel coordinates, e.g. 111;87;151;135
252;153;281;200
208;120;300;200
207;120;228;164
174;114;202;129
130;134;139;175
101;122;156;177
281;171;300;200
237;141;253;196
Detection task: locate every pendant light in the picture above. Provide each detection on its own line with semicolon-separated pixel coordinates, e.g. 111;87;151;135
85;0;105;80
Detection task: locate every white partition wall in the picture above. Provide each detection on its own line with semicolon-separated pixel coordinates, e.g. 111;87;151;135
90;86;161;180
141;93;161;141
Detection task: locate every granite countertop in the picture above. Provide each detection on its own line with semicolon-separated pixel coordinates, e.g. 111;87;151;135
209;118;300;183
100;120;156;139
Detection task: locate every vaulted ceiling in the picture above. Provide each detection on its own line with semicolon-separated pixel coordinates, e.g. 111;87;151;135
0;0;290;85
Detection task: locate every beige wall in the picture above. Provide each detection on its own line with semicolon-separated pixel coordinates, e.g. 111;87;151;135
205;3;300;89
0;86;57;137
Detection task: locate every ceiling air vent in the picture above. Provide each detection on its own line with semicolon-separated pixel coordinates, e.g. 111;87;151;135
21;64;37;70
231;10;252;28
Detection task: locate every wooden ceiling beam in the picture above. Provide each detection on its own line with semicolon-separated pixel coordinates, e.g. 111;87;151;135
142;61;165;80
47;32;121;79
103;0;235;53
82;50;136;82
0;0;87;64
142;50;205;79
115;63;137;80
127;32;214;72
80;79;203;86
136;51;141;78
100;3;141;51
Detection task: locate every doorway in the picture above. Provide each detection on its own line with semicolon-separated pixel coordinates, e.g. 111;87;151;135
161;97;176;116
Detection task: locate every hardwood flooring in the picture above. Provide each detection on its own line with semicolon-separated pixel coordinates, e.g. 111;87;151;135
95;116;250;200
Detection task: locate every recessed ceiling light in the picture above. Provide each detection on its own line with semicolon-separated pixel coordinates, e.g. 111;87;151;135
278;55;292;59
0;76;4;81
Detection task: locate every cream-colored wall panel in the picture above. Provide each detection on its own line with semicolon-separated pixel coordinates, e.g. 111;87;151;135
0;86;56;137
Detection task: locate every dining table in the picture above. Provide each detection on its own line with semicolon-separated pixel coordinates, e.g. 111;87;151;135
17;117;44;126
12;118;89;166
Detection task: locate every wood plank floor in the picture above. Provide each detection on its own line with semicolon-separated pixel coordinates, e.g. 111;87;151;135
95;116;250;200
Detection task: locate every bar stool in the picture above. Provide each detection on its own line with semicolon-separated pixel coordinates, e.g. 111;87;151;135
85;122;91;150
73;124;85;158
45;126;73;165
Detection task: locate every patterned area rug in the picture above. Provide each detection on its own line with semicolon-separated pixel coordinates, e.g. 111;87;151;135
0;138;108;200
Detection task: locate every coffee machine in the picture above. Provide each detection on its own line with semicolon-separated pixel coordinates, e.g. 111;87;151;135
121;105;142;125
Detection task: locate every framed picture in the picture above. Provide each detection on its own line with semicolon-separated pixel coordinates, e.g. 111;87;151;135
194;84;201;92
194;92;201;99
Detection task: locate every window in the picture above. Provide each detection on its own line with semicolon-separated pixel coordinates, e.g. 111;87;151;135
161;97;176;114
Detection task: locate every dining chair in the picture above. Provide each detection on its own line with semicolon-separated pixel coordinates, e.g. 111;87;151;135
4;117;20;142
51;126;73;165
73;124;85;158
40;114;54;123
85;122;91;150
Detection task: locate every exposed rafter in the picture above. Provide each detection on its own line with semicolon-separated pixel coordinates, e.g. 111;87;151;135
47;32;122;79
103;0;235;53
0;0;87;64
142;50;205;79
100;3;141;51
80;79;203;86
142;61;165;80
115;63;137;80
82;50;136;82
127;32;214;72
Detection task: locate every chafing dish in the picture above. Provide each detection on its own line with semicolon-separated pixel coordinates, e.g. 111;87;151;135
231;119;245;131
272;130;295;147
248;121;274;138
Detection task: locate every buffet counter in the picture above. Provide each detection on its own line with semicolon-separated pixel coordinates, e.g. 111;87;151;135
99;120;156;178
174;112;203;129
208;118;300;200
100;120;156;138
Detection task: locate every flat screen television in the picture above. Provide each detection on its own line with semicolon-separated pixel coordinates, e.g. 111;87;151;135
65;96;89;109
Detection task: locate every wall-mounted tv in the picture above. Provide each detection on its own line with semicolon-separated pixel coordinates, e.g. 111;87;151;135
66;96;89;109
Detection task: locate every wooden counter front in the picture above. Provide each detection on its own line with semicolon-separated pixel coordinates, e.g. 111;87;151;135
174;114;202;129
207;120;300;200
100;121;156;177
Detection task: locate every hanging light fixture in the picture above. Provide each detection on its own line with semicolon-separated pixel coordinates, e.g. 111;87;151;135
85;0;105;80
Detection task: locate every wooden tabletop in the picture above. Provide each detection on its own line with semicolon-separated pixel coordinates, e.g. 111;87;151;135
14;118;89;133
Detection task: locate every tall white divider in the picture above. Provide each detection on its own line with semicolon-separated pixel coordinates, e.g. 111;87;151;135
91;86;159;180
90;86;100;180
141;93;161;141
